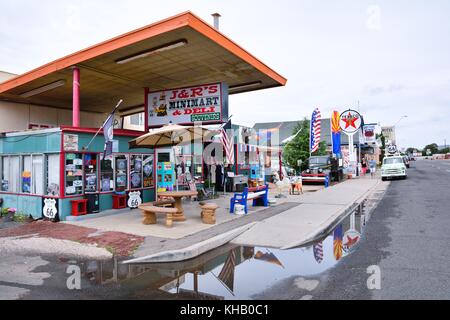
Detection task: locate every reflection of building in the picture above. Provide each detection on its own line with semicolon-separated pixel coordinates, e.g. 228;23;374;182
381;126;396;145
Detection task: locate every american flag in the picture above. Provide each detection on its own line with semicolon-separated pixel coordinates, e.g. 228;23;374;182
218;249;236;293
221;127;234;165
310;108;322;153
313;241;324;264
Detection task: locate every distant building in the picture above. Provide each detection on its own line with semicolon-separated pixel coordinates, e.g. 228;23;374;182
381;126;396;145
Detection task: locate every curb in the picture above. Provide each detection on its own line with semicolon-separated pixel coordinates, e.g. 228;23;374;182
121;222;257;264
280;179;383;250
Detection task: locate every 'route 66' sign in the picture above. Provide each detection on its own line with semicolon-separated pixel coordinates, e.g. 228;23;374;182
43;198;58;221
387;144;397;154
128;191;142;209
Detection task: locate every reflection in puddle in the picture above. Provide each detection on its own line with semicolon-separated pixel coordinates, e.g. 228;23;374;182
72;202;370;300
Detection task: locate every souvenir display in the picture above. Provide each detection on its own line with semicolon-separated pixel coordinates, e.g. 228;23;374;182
65;153;83;196
115;156;128;192
84;153;97;193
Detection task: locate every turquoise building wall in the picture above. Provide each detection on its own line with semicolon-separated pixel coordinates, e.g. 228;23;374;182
0;129;156;221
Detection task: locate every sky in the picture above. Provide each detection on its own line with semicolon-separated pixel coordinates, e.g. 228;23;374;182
1;0;449;149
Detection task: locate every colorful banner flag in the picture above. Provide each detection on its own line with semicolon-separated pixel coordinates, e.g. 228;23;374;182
103;110;116;158
333;224;343;261
331;111;341;157
310;108;321;153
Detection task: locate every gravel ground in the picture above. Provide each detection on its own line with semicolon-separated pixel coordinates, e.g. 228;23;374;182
0;220;144;257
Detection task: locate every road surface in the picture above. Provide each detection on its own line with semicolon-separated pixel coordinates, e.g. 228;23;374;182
300;159;450;299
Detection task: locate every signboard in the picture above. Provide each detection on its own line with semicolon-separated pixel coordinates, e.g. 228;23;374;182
63;134;79;151
362;124;376;143
339;110;362;134
147;82;229;128
127;191;142;209
343;229;361;252
42;198;58;221
387;144;397;154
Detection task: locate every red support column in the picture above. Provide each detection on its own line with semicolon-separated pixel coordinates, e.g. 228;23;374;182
72;67;80;127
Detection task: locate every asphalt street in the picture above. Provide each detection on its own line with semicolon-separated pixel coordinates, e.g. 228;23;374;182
306;159;450;299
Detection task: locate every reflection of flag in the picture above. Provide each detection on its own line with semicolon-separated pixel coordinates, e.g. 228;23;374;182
310;108;321;153
254;250;285;268
333;224;343;261
313;242;324;264
218;249;236;293
331;111;341;157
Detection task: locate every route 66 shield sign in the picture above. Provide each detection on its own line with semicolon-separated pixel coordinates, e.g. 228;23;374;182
128;191;142;209
43;198;58;222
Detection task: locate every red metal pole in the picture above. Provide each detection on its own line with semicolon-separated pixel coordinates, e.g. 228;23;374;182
72;67;80;127
279;150;283;180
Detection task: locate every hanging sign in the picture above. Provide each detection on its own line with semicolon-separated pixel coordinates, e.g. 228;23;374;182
362;124;376;143
339;110;362;134
128;191;142;209
42;198;58;221
63;134;79;151
147;82;229;128
343;229;361;252
387;144;398;154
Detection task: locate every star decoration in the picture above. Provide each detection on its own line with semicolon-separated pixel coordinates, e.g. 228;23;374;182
346;235;360;247
343;112;359;129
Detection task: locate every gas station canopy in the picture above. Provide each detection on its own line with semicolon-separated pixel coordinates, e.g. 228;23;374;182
0;11;287;114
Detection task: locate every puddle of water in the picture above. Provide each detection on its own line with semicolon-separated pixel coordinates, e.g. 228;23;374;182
58;202;371;300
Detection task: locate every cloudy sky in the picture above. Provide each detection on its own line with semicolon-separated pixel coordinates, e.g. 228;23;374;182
1;0;449;148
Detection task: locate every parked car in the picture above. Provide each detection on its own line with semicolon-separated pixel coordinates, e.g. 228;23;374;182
381;156;407;181
402;155;410;168
301;155;343;184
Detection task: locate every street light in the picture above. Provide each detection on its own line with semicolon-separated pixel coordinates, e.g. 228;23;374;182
393;115;408;127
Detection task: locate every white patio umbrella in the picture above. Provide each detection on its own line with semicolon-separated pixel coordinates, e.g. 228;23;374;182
129;124;214;191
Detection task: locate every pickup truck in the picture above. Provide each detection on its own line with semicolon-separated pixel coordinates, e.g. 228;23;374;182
301;156;343;184
381;155;407;181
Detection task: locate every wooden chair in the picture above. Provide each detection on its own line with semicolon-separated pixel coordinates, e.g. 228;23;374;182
139;201;178;228
199;202;218;224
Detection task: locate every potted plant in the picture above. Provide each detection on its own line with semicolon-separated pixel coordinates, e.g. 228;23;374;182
1;207;17;222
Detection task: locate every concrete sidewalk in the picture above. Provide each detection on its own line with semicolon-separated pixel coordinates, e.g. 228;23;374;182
131;176;385;262
231;176;384;249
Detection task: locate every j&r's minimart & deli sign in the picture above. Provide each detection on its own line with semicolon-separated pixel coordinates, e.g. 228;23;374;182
147;82;229;128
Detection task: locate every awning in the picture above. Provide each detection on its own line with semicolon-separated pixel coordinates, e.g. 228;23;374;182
0;11;287;115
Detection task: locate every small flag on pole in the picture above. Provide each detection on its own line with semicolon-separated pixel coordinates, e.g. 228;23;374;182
333;224;343;261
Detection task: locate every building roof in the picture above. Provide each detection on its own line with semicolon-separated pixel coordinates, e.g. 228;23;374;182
0;11;286;114
253;119;360;146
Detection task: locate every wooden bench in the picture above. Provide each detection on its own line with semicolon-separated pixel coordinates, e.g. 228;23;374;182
139;200;178;227
199;202;218;224
229;184;269;214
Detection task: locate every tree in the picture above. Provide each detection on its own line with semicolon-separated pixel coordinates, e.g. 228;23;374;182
422;143;439;156
376;133;386;162
283;118;328;173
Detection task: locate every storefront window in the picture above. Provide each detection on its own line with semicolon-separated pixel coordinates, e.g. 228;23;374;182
65;153;84;196
84;153;98;193
130;155;143;189
32;155;44;195
114;155;128;192
100;155;114;192
9;156;20;193
22;155;32;193
1;157;10;192
143;154;154;188
46;154;60;196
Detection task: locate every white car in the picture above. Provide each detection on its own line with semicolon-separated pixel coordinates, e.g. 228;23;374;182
381;156;407;181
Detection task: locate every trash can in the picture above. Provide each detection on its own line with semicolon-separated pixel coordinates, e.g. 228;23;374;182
86;193;100;214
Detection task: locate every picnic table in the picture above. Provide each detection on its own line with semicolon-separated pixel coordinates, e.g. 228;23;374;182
158;190;198;221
